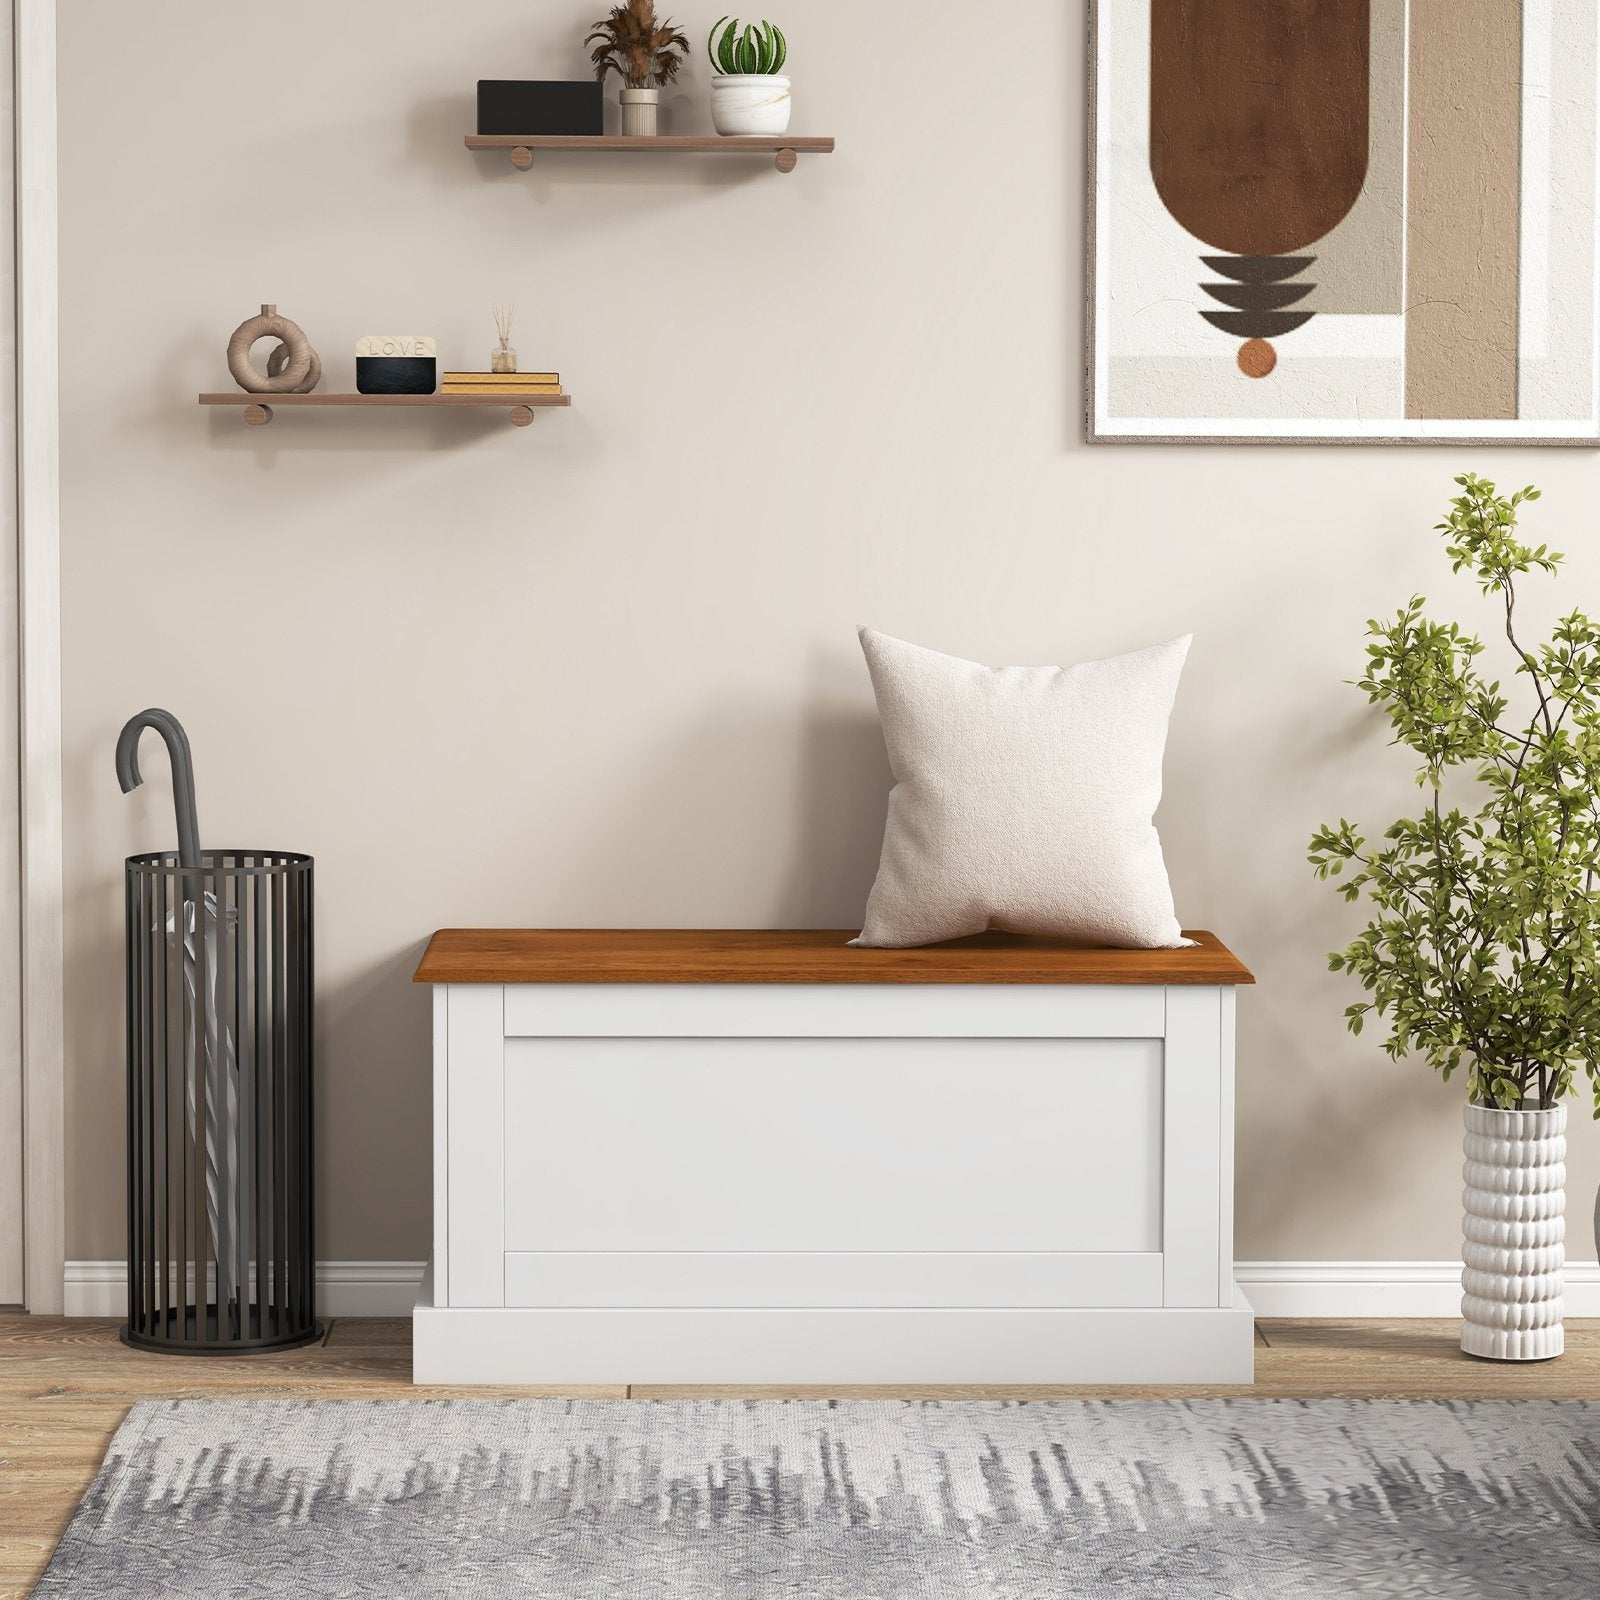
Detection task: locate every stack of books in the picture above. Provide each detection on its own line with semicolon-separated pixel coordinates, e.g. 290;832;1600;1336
440;370;562;396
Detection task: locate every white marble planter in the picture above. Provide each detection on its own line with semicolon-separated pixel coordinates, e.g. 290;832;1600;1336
1461;1101;1566;1361
619;87;659;137
711;74;791;136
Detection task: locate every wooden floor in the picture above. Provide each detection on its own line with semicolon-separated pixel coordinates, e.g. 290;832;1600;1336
5;1313;1600;1597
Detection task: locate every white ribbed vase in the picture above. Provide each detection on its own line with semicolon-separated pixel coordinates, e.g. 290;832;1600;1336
1461;1101;1566;1362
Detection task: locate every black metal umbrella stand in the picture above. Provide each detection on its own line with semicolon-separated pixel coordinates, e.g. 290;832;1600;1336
117;711;320;1354
122;849;320;1353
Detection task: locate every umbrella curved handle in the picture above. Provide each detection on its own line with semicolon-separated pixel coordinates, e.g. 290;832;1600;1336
116;708;202;872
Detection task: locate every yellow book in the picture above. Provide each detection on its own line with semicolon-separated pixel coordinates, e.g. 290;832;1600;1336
441;383;563;396
441;371;559;385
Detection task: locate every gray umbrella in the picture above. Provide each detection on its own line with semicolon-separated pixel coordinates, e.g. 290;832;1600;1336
116;710;240;1312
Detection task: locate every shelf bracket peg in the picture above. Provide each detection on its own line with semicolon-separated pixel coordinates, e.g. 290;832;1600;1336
774;147;798;173
509;405;535;428
243;404;273;427
509;146;534;170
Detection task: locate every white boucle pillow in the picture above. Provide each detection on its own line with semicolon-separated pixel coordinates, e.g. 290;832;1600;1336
851;628;1191;950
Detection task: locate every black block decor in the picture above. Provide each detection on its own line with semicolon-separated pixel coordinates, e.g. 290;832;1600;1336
477;80;603;136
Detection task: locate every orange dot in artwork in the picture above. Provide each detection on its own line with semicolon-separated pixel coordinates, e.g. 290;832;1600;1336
1237;338;1277;379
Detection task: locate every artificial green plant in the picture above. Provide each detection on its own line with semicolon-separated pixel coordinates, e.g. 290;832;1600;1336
708;16;787;75
1309;475;1600;1113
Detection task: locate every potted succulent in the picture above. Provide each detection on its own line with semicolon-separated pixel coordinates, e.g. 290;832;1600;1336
707;16;791;136
1310;476;1600;1362
587;0;690;137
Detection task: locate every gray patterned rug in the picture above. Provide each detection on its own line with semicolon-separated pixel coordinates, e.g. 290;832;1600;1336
33;1398;1600;1598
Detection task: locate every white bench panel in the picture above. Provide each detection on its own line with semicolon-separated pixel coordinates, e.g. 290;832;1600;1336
504;1250;1163;1309
413;1295;1259;1386
503;983;1165;1039
431;988;449;1304
503;1036;1163;1254
444;985;506;1307
1162;986;1224;1308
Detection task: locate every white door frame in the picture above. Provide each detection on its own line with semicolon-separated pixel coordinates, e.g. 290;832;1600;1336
0;0;20;1307
14;0;61;1315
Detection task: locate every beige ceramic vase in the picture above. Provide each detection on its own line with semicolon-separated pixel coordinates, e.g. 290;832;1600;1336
619;87;660;136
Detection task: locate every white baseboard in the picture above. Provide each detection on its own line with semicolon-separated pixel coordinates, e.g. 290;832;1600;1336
62;1259;1600;1321
62;1260;426;1319
1238;1260;1600;1318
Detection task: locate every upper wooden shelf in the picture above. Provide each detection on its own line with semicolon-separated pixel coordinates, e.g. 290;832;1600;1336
413;929;1255;986
199;392;571;429
466;133;836;173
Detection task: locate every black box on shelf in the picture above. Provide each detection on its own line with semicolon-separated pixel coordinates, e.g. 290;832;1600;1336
477;81;604;136
355;359;437;395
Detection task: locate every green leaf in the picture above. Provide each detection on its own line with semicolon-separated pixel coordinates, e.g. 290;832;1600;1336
708;15;730;67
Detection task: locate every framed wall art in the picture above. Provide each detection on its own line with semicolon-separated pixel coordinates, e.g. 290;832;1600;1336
1087;1;1600;444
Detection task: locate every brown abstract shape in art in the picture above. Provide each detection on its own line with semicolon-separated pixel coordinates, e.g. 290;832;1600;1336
1151;0;1371;255
1151;0;1372;375
1236;338;1277;379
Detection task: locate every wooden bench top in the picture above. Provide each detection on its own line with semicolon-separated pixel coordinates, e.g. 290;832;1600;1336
412;929;1254;986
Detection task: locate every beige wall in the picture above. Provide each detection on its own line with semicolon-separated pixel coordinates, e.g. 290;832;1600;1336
58;0;1600;1265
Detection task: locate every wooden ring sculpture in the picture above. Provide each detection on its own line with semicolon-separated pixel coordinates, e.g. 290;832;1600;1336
266;341;322;394
227;304;316;394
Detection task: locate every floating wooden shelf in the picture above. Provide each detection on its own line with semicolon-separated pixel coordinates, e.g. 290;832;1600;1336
465;133;835;173
198;392;572;428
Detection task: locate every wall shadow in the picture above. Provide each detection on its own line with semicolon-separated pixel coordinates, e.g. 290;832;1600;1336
315;942;434;1258
773;708;890;929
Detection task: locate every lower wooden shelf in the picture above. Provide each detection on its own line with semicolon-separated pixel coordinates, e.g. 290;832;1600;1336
198;392;572;429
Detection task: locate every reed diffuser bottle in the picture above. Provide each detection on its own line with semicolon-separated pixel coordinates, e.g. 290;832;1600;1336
491;303;518;374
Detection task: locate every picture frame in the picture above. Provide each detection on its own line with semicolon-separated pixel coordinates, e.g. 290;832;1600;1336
1086;1;1600;446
